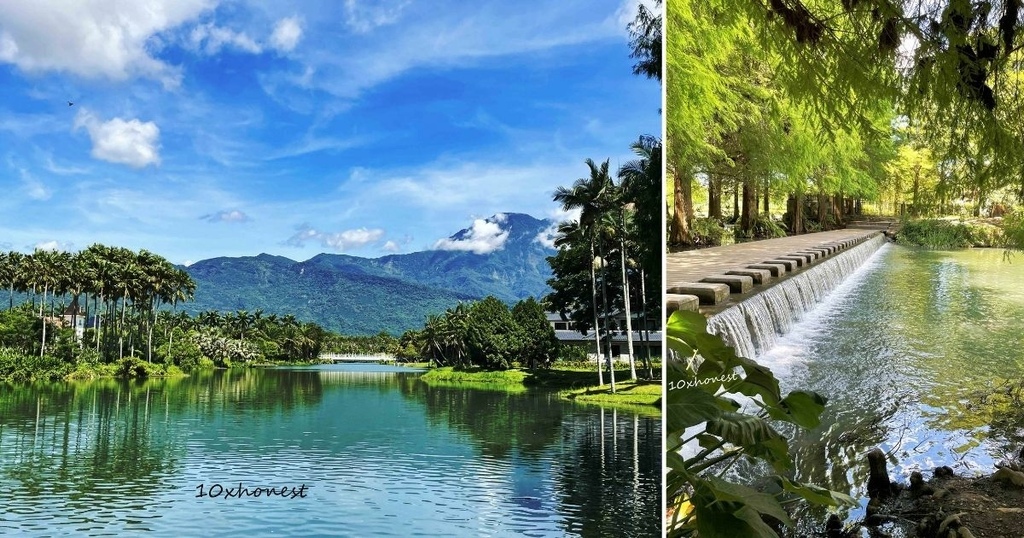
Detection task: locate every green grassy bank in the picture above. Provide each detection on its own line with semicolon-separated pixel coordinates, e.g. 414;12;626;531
418;364;662;412
895;215;1024;249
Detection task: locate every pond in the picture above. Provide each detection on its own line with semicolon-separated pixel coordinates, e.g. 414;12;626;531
754;245;1024;528
0;364;660;537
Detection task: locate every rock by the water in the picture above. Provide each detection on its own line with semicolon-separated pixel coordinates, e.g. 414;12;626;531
935;466;954;478
993;467;1024;487
867;448;893;499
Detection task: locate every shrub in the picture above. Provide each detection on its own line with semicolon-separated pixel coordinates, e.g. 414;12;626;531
115;356;162;378
1004;211;1024;251
691;217;728;247
897;218;975;249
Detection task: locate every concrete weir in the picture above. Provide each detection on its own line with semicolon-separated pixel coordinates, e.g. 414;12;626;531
699;232;887;359
666;228;885;316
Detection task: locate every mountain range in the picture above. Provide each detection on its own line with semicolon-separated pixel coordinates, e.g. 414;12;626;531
181;213;558;335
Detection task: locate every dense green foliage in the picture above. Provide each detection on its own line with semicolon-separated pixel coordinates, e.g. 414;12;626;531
411;296;559;371
667;0;1024;250
0;245;195;363
895;218;1007;248
545;155;662;390
665;311;856;537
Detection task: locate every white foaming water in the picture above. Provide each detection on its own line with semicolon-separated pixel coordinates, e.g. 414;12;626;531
707;235;890;371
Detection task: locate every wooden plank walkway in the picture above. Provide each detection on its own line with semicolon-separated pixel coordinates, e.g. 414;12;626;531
666;228;885;314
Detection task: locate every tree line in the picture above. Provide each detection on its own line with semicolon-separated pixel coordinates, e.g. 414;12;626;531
667;0;1024;250
0;245;194;362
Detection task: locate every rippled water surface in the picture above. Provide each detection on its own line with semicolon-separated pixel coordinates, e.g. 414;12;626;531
755;246;1024;525
0;364;659;537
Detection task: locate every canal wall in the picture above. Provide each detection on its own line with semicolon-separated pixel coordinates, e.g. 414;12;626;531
666;229;889;359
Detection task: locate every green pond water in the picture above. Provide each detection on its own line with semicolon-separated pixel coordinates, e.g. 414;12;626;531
0;364;660;537
754;245;1024;528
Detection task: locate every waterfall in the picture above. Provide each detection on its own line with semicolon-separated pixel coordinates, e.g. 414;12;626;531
706;234;886;359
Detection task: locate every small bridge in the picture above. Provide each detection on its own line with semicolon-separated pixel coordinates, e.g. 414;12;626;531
320;353;397;364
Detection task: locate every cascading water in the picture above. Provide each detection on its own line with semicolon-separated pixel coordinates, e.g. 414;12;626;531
707;234;887;359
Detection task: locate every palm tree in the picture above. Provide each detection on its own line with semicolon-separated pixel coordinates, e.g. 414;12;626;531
27;248;63;357
619;135;662;380
0;251;27;311
554;158;617;392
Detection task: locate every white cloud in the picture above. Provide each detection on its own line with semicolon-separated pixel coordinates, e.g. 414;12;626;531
33;240;74;252
343;0;409;34
381;240;400;253
534;207;579;248
75;109;161;168
285;224;385;251
190;23;261;55
0;0;212;87
433;217;509;254
270;16;303;52
201;209;249;223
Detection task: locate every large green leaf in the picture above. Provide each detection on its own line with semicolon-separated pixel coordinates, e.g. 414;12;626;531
778;477;858;507
667;384;722;433
768;390;828;429
687;477;794;538
706;412;791;471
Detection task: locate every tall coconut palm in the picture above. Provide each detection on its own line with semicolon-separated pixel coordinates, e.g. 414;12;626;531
554;158;617;392
0;251;27;311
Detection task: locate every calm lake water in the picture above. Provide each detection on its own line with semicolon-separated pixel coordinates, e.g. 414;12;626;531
754;245;1024;527
0;364;660;537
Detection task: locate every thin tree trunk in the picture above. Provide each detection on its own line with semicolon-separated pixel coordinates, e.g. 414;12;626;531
598;239;615;394
590;237;604;386
618;223;636;381
639;268;653;379
39;284;48;357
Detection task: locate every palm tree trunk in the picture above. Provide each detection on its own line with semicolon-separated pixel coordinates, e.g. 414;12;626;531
39;284;48;357
589;236;604;386
598;239;615;394
618;221;636;381
639;268;653;379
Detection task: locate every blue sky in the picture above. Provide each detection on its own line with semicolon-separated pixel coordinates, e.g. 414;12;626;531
0;0;660;266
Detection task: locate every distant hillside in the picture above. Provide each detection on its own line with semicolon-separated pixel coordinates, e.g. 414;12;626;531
182;213;557;335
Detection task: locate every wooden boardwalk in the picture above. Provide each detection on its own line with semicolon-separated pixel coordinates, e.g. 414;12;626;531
666;227;886;314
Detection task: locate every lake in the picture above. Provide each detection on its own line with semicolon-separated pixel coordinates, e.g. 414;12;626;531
0;364;660;537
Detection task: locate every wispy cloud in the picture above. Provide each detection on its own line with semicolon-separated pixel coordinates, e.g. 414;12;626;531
189;23;262;55
343;0;410;34
201;209;250;223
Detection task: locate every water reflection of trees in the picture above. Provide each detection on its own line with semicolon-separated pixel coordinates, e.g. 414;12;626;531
0;380;182;513
404;381;563;458
555;408;661;538
401;381;660;537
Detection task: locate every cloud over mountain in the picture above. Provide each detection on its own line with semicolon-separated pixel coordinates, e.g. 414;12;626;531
433;214;510;254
